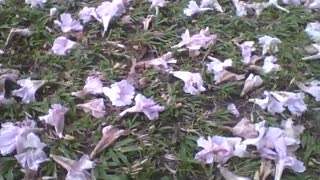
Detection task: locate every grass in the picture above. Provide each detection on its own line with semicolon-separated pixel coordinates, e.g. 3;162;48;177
1;0;320;179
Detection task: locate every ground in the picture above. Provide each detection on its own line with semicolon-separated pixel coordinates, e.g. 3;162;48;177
0;0;320;180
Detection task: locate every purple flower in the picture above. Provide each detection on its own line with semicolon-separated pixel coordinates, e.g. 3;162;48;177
54;13;83;33
12;78;46;103
143;52;177;72
230;118;259;139
239;41;255;64
72;75;103;98
51;154;95;180
258;35;282;55
103;79;135;107
76;98;106;119
25;0;46;8
172;71;206;95
183;1;212;16
39;104;69;138
249;91;285;115
51;36;76;56
79;7;95;24
308;0;320;9
120;94;165;120
298;80;320;101
232;0;248;17
195;136;248;164
15;133;47;171
173;27;217;50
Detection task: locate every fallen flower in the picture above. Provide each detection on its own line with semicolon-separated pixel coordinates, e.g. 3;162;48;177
218;165;251;180
249;91;285;115
39;104;69;138
227;103;240;117
72;75;103;98
195;136;248;164
54;13;83;33
51;154;95;180
206;56;232;74
230;118;258;139
139;52;177;72
239;41;255;64
307;0;320;9
200;0;224;13
172;71;206;95
173;27;217;51
240;74;263;97
25;0;46;8
297;80;320;101
103;79;135;107
213;70;245;84
304;22;320;43
15;133;48;171
76;98;106;119
51;36;77;56
302;43;320;60
249;56;281;74
79;7;95;24
50;7;58;16
0;119;38;155
258;35;282;55
183;1;212;16
245;2;269;17
232;0;248;17
12;78;46;103
142;15;154;31
120;94;165;120
90;125;127;159
148;0;168;15
282;0;302;5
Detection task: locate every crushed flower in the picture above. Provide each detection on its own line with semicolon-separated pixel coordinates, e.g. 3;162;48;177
172;71;206;95
76;98;106;118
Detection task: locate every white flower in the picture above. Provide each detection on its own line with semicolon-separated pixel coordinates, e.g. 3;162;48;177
51;36;77;56
54;13;83;33
200;0;224;12
51;154;95;180
302;43;320;60
172;71;206;95
227;103;240;117
173;27;217;51
25;0;46;8
39;104;69;138
261;56;281;74
240;74;263;97
258;35;282;55
232;0;248;17
103;80;135;107
50;7;58;16
120;94;165;120
183;1;212;16
12;78;46;103
148;0;168;15
282;0;302;5
249;91;285;115
239;41;255;64
76;98;106;119
206;56;233;74
245;2;269;17
72;75;103;98
15;133;47;171
79;7;95;24
297;80;320;101
308;0;320;9
304;22;320;43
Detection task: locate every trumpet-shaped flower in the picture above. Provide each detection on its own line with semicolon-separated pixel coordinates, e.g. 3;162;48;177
12;78;46;103
76;98;106;118
51;36;77;56
172;71;206;95
72;75;103;98
103;79;135;107
54;13;83;33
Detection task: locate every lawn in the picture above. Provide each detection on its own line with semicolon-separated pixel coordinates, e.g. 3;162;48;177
1;0;320;179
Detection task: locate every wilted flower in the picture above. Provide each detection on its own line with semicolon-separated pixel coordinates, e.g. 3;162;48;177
141;52;177;72
297;80;320;101
15;133;47;171
239;41;255;64
302;43;320;60
250;56;281;74
51;154;95;180
230;118;259;139
79;7;95;24
39;104;69;138
249;91;285;115
72;75;103;98
172;71;206;95
200;0;224;12
50;7;58;16
245;2;269;17
240;74;263;97
206;56;233;73
54;13;83;33
120;94;165;120
0;119;37;155
148;0;168;15
51;36;77;56
304;22;320;43
232;0;248;17
259;35;282;55
103;79;135;107
12;78;46;103
217;165;251;180
25;0;46;8
195;136;248;164
227;103;240;117
183;1;212;16
76;98;106;118
142;15;154;31
90;125;127;159
173;27;217;51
